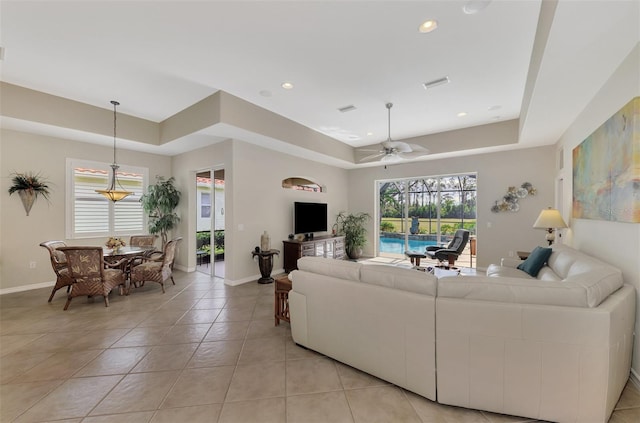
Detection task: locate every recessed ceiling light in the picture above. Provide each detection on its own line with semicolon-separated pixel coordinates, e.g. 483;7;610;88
418;19;438;33
281;82;294;90
457;112;468;117
423;76;450;90
366;132;373;136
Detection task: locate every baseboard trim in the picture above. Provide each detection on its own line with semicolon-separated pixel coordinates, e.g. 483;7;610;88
224;267;286;286
630;368;640;390
0;281;54;295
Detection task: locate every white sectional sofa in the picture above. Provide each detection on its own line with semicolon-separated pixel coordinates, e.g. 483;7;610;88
289;245;636;423
289;257;438;400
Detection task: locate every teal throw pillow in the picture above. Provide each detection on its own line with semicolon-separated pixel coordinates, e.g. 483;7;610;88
517;246;552;277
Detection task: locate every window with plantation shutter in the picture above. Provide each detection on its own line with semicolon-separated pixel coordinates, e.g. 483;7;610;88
66;159;148;239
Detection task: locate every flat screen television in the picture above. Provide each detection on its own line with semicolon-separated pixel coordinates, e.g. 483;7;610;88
294;202;328;235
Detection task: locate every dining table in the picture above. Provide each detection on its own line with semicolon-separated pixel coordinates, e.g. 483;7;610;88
103;246;157;294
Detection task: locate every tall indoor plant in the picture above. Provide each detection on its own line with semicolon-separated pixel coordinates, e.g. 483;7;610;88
8;171;51;216
336;211;371;259
140;176;181;246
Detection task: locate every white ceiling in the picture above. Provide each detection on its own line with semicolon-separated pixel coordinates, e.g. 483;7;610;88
1;0;638;163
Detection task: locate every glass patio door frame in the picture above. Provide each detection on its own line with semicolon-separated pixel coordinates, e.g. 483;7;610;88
376;173;476;258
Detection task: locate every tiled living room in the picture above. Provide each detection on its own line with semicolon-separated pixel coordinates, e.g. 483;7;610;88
2;1;640;422
2;270;639;423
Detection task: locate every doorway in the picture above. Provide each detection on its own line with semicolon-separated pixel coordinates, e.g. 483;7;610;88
195;169;225;278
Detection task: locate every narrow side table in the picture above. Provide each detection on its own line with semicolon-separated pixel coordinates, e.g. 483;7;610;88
274;275;292;326
251;249;280;284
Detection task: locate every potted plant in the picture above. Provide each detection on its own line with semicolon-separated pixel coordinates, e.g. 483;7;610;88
140;176;181;247
8;171;52;216
336;211;371;259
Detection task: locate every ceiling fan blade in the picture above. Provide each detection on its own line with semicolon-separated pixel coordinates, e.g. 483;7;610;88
398;150;430;160
407;143;428;152
359;152;386;163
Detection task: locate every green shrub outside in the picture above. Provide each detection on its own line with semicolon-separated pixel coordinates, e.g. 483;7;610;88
380;221;395;232
197;230;225;255
380;218;476;235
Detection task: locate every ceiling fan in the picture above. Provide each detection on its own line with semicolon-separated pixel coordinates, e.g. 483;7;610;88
357;103;429;164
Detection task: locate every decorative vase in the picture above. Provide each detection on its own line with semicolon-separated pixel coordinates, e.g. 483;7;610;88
260;231;270;252
347;247;362;260
18;190;36;216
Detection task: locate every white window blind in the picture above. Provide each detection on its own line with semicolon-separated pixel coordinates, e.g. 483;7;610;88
201;192;211;218
67;159;148;238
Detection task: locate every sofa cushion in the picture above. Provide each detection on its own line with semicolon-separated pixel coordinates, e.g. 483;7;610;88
487;263;533;279
438;276;598;307
536;267;562;282
548;244;620;279
360;263;437;296
564;268;624;308
481;245;623;307
517;246;552;277
441;264;623;308
297;256;361;282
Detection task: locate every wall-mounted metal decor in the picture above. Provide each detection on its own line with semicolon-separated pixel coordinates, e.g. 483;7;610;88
491;182;537;213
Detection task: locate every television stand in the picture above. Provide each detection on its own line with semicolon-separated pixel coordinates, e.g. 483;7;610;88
283;235;345;273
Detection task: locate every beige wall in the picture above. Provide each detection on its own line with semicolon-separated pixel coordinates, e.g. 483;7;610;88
171;139;350;284
0;129;171;291
555;44;640;375
347;146;556;269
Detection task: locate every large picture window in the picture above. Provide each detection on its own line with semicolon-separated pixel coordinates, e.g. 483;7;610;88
66;159;148;238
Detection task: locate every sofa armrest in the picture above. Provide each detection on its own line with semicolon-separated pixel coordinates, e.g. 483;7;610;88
501;257;522;268
435;284;635;423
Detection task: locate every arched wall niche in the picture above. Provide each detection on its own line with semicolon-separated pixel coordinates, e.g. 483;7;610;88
282;177;325;193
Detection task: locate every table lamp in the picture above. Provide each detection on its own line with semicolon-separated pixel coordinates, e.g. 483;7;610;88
533;207;568;245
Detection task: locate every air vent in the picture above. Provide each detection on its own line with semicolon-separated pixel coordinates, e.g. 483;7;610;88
338;105;357;113
423;76;450;90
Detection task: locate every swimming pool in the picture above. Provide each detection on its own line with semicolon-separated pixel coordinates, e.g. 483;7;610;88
379;237;437;254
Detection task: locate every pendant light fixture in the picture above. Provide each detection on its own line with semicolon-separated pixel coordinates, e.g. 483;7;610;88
95;100;133;202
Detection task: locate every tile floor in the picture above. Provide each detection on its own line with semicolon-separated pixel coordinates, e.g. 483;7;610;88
1;270;639;423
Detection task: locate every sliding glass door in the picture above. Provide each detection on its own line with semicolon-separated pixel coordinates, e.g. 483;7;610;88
378;173;477;266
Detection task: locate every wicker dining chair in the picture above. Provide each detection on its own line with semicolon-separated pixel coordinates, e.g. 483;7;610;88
129;235;157;248
39;240;74;303
129;234;163;263
57;246;127;310
130;237;182;293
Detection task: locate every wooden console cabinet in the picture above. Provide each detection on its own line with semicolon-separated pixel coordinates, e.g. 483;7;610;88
283;235;345;272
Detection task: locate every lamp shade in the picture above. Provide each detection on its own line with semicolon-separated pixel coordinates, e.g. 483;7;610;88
533;208;567;229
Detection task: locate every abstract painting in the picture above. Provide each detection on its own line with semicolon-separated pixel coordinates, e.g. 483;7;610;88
573;96;639;223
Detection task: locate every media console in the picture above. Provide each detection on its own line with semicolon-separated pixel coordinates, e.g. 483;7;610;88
282;235;345;273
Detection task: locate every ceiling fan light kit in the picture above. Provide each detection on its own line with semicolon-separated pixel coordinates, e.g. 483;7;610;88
356;103;429;164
